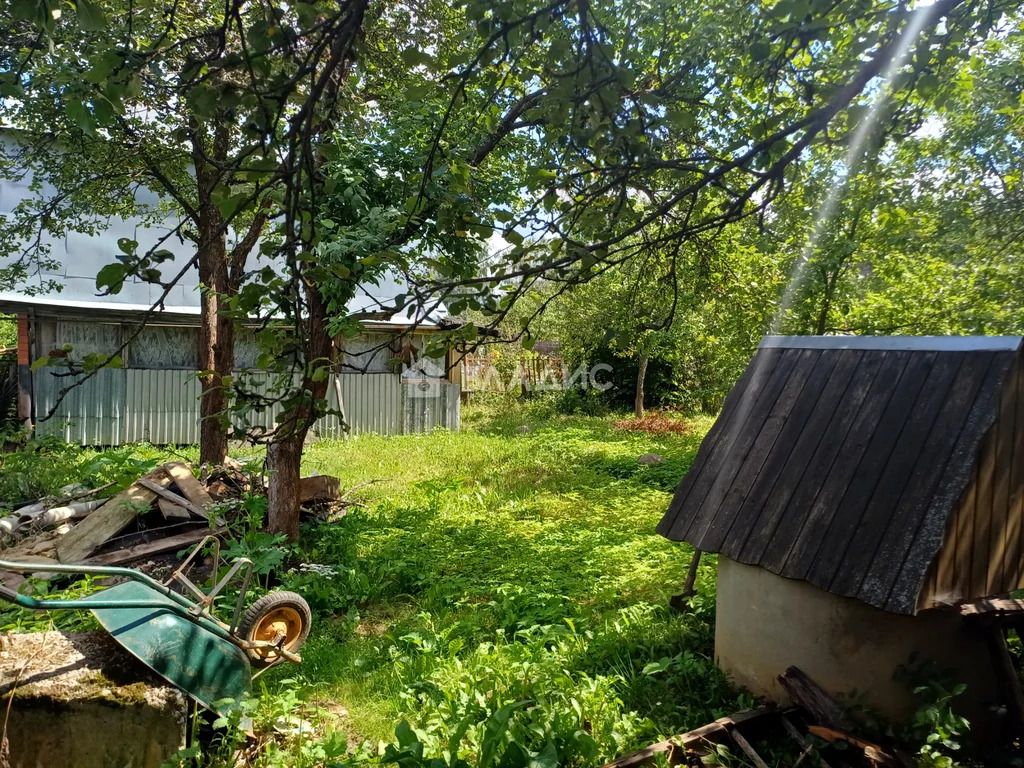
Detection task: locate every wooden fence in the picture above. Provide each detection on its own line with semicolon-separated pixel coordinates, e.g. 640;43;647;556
462;353;565;393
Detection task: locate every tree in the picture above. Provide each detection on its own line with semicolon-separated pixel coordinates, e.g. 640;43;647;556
4;0;1015;540
1;0;284;465
769;9;1024;337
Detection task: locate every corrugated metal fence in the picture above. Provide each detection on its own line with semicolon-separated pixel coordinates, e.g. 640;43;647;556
32;369;459;446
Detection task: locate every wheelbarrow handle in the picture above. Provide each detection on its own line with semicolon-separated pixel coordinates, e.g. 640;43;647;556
0;582;193;613
0;558;198;616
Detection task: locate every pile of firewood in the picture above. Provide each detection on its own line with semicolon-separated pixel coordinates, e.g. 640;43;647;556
0;461;347;588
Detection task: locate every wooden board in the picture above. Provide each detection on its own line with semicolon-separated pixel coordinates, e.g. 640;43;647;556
777;667;856;733
164;462;215;510
54;469;171;564
721;349;853;560
701;349;833;553
157;497;191;521
138;477;222;524
85;527;224;566
300;475;343;502
597;709;771;768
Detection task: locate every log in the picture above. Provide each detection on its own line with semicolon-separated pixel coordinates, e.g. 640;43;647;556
778;667;856;732
85;527;225;566
32;500;105;530
157;498;191;522
163;462;215;511
55;469;172;564
299;475;343;503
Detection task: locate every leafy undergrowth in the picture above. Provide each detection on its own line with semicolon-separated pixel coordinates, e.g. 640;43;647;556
2;401;745;766
275;401;742;762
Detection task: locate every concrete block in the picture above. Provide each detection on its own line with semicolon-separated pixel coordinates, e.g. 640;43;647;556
0;631;187;768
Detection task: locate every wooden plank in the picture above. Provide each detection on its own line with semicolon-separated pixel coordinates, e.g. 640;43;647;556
782;350;924;581
157;497;191;521
683;348;805;547
826;352;965;599
989;360;1016;594
779;715;831;768
961;598;1024;616
805;726;901;766
727;728;769;768
723;349;855;561
1004;358;1024;591
138;477;220;524
761;351;891;575
163;462;215;510
598;709;771;768
54;469;171;563
657;348;783;539
950;464;980;604
299;475;343;503
702;348;834;554
858;353;994;608
85;527;225;566
777;667;856;733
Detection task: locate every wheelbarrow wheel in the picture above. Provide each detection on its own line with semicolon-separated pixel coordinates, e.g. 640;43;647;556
238;591;312;667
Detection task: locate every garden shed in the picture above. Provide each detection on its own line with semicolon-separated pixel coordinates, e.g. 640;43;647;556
658;335;1024;728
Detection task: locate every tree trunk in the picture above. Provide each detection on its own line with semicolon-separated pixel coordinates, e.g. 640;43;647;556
266;437;303;541
265;283;334;541
198;243;232;466
635;353;649;419
193;125;233;467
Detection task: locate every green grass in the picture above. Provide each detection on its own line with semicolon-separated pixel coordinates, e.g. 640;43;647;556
279;400;742;758
1;399;744;764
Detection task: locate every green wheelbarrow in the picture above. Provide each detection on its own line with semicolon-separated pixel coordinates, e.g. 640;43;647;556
0;536;312;716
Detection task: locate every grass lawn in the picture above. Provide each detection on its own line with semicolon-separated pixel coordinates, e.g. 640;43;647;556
0;400;743;764
280;400;742;759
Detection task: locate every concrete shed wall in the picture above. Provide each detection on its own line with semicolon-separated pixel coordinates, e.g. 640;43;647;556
715;557;999;726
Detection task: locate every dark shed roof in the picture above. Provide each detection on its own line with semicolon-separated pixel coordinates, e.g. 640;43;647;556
657;335;1024;615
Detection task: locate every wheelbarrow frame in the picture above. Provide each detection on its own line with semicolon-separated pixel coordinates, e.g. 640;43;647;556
0;535;299;662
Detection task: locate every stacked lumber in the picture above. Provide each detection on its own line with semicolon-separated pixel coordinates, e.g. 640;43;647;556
0;463;351;571
1;462;224;569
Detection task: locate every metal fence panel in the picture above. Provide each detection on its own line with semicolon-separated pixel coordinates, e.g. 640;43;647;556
33;369;459;445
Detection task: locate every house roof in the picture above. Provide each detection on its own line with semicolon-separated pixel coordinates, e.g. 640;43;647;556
0;294;446;331
657;335;1024;615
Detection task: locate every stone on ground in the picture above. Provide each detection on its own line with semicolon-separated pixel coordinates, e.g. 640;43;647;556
638;453;665;465
0;630;187;768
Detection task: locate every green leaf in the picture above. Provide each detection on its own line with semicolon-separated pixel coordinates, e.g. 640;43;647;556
400;47;434;68
75;0;107;30
188;84;219;118
96;262;127;294
30;355;52;372
66;100;96;135
218;192;249;220
504;229;524;246
117;237;138;255
917;73;940;98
